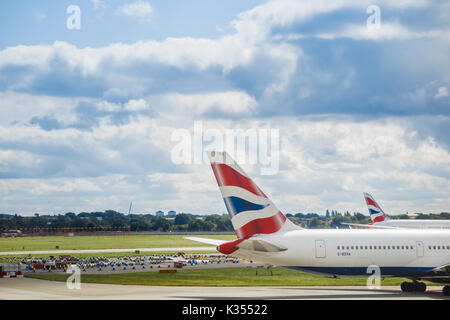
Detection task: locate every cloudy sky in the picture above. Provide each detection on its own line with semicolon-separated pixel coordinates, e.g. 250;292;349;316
0;0;449;216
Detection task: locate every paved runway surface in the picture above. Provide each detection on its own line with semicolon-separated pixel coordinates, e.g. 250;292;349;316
0;247;215;255
1;277;448;300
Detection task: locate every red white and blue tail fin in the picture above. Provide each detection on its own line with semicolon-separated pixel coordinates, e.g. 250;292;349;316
208;151;301;239
363;192;387;223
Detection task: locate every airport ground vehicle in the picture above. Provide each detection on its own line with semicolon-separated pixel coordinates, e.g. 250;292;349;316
0;230;22;238
0;264;23;278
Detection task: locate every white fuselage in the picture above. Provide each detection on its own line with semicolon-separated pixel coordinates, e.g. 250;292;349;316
233;229;450;279
375;219;450;229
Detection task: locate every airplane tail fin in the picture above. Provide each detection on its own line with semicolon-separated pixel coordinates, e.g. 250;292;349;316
208;151;301;239
363;192;387;223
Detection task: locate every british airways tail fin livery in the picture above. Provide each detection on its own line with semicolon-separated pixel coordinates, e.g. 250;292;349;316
187;151;450;296
345;193;450;230
364;192;387;223
209;151;301;239
187;151;301;255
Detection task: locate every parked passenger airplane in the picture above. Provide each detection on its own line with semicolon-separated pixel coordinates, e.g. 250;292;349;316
187;151;450;295
344;193;450;229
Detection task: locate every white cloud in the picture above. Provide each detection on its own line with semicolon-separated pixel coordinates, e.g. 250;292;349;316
117;1;153;22
1;115;450;214
233;0;429;40
30;179;102;195
154;91;257;116
311;22;450;41
0;36;298;107
435;86;449;99
0;150;36;172
124;99;150;111
0;0;437;74
0;91;79;126
0;38;251;76
1;0;449;215
274;118;450;213
96;100;122;112
91;0;105;9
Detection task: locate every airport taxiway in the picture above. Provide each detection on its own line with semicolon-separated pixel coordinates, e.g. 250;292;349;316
0;277;448;300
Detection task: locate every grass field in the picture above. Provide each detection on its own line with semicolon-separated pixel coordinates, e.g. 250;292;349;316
24;267;419;287
0;234;235;252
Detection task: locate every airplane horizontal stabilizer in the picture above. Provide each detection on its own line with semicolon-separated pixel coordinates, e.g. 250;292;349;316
341;222;401;229
237;239;287;252
184;236;227;246
185;236;287;254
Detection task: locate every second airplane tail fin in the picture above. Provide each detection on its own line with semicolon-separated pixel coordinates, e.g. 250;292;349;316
363;192;387;223
208;151;301;239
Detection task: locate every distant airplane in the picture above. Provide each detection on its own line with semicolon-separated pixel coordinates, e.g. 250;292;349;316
187;151;450;296
343;193;450;229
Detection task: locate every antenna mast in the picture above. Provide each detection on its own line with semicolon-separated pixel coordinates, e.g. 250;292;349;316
128;201;133;215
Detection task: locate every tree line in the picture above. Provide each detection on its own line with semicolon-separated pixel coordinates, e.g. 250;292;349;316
286;210;450;229
0;211;234;232
1;210;449;232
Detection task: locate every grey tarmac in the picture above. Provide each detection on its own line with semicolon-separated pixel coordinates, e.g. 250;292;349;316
0;277;448;300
